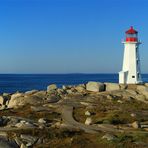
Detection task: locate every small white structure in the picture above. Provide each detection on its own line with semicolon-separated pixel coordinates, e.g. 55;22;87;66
119;26;142;84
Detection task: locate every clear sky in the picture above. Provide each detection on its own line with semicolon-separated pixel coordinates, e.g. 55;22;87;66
0;0;147;74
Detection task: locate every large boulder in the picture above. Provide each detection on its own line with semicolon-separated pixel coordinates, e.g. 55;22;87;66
135;94;147;103
47;84;57;92
38;118;46;124
46;96;60;103
105;83;120;91
75;84;86;93
144;83;148;87
33;91;46;98
119;84;128;90
85;117;92;125
131;121;141;129
57;88;66;95
137;85;148;98
0;95;13;107
25;90;38;95
0;96;4;106
86;82;105;92
8;95;44;108
11;93;23;100
126;89;137;96
62;85;72;90
20;134;37;146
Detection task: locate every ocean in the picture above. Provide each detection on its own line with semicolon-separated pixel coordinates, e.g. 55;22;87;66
0;74;148;93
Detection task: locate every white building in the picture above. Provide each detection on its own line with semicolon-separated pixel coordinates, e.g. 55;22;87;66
119;26;142;84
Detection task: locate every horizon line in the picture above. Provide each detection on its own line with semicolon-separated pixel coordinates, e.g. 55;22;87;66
0;73;147;75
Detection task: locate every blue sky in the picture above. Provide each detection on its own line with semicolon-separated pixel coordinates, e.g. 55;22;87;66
0;0;147;73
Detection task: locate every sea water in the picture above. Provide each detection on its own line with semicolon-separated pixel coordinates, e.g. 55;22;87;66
0;74;147;93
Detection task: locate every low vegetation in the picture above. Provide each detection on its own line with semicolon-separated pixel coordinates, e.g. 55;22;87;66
0;82;148;147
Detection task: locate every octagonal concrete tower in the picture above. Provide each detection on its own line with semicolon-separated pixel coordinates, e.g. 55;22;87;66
119;26;142;84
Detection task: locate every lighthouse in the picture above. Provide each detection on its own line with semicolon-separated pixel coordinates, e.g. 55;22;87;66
119;26;142;84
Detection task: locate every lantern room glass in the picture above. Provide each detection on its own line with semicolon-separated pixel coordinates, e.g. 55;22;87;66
126;33;137;38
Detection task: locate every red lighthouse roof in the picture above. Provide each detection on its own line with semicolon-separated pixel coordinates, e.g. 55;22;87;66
126;26;138;34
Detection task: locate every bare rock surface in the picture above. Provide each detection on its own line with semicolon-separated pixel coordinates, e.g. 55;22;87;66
102;133;116;141
75;84;86;93
0;83;147;147
131;121;141;129
8;95;44;108
25;90;38;95
47;84;57;92
86;82;105;92
15;121;35;128
145;83;148;87
85;111;91;116
85;117;92;125
137;85;148;98
105;83;120;91
0;96;5;106
11;93;23;100
20;134;37;145
38;118;46;124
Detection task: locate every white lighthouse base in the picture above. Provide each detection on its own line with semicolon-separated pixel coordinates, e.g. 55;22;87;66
119;71;127;84
119;71;142;84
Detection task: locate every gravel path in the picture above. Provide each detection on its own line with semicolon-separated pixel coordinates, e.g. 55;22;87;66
61;105;123;134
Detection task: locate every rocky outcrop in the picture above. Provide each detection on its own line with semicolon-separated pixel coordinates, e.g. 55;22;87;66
33;91;47;98
11;93;23;100
119;84;128;90
4;83;148;109
47;84;57;92
105;83;120;91
136;85;148;98
85;117;92;125
75;84;86;93
0;96;5;106
0;82;147;147
85;111;91;116
20;134;38;146
25;90;38;95
15;121;35;128
8;95;44;108
144;83;148;87
46;96;60;103
86;82;105;92
135;94;147;103
102;134;116;141
131;121;141;129
38;118;46;124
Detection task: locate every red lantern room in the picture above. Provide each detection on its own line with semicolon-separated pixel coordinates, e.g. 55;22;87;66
125;26;138;42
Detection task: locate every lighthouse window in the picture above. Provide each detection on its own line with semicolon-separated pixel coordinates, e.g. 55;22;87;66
132;76;135;78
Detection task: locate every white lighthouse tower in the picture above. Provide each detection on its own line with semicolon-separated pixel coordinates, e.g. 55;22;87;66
119;26;142;84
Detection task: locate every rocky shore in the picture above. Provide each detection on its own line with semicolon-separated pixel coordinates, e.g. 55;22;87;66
0;82;148;147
